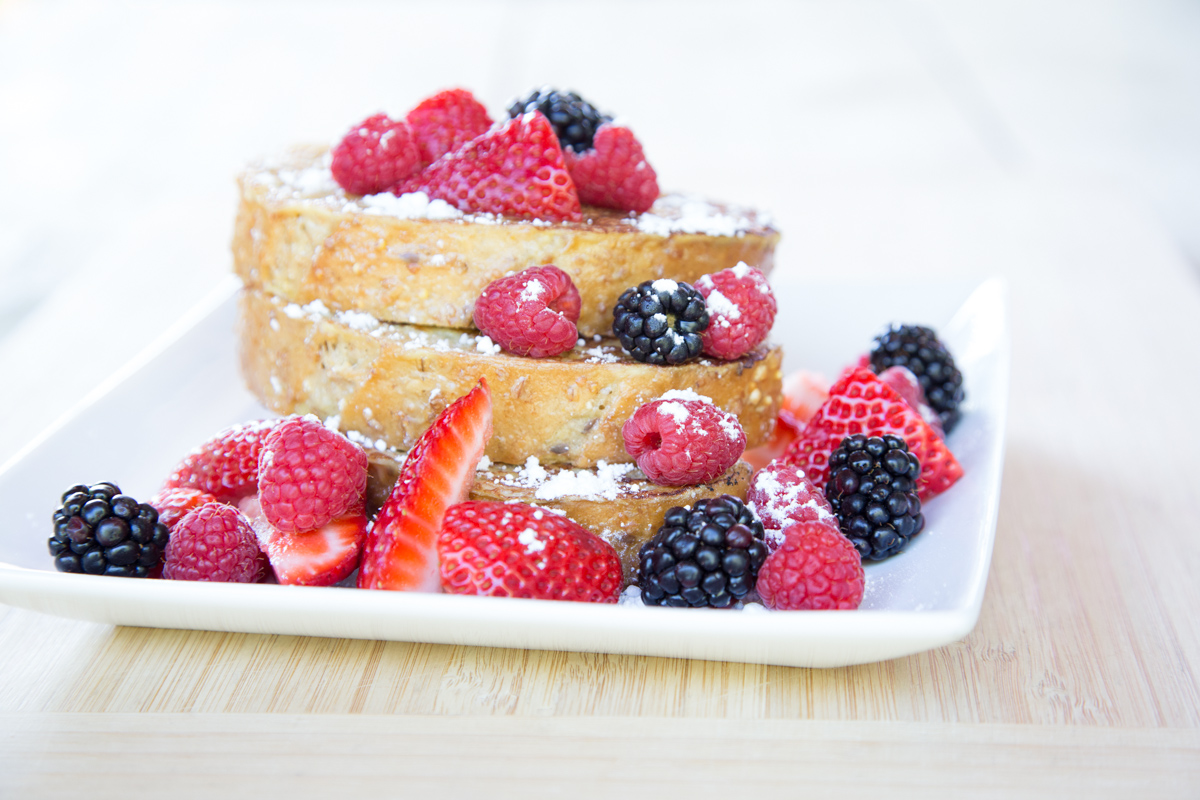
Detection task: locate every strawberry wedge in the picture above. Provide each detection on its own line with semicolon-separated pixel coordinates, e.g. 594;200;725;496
240;496;368;586
358;380;493;592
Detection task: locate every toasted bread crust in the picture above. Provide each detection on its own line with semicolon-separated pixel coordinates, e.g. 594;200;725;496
365;450;752;583
239;288;782;468
233;147;780;337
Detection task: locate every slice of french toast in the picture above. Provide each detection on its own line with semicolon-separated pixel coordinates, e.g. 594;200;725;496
239;288;783;468
362;446;753;583
233;146;780;338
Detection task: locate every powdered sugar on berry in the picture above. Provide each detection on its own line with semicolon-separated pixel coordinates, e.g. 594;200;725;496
519;279;546;303
517;527;547;554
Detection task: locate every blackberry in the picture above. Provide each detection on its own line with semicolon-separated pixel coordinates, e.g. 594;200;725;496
612;279;710;365
638;495;768;608
507;87;611;153
869;324;964;432
825;435;924;561
49;482;170;577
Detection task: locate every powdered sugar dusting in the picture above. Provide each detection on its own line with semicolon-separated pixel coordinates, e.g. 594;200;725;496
520;279;545;303
656;401;692;423
634;196;772;238
360;191;463;220
650;279;678;293
517;527;547;554
659;388;713;404
705;289;742;321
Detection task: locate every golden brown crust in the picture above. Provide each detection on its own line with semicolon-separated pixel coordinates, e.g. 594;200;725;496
364;450;752;584
239;288;783;468
233;147;780;338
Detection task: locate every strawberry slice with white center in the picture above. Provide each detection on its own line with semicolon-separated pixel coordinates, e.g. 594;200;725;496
357;380;493;591
239;496;367;586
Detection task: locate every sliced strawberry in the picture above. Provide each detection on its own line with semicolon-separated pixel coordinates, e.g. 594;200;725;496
877;365;945;439
782;368;962;501
357;380;493;591
562;123;658;213
743;370;829;472
394;112;582;223
239;496;366;587
405;88;493;168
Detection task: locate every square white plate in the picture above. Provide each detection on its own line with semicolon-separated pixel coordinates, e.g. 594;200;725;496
0;275;1008;668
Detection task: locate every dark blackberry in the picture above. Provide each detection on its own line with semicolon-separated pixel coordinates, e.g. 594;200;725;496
612;279;710;365
49;482;170;577
869;324;965;432
506;87;611;153
825;434;924;561
637;495;768;608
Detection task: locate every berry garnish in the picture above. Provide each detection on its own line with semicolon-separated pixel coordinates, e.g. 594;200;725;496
825;434;925;561
783;368;963;501
472;265;581;358
257;416;368;534
506;87;611;153
162;502;267;583
622;393;745;486
49;483;170;577
869;324;964;433
240;496;366;587
394;112;582;223
637;495;768;608
612;279;710;365
439;501;622;602
163;419;280;502
563;123;658;213
756;521;865;610
694;263;777;360
744;461;836;551
405;88;493;168
877;365;944;439
331;113;421;196
742;370;830;471
149;487;221;531
358;380;493;592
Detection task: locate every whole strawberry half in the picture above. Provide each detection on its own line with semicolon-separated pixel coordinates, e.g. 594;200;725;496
782;368;963;501
331;113;421;196
240;496;366;587
439;501;622;602
163;419;280;503
563;123;658;213
358;380;493;592
405;88;493;168
394;112;582;223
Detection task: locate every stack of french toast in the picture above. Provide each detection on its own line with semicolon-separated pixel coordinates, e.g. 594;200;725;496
231;87;783;575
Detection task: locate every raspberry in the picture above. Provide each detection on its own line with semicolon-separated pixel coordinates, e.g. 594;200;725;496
755;521;864;611
258;417;368;533
472;265;581;358
563;123;658;213
162;503;266;583
405;88;493;168
695;263;777;360
149;487;220;531
331;113;421;196
394;112;582;223
622;394;745;486
745;461;836;551
163;419;280;502
439;501;622;602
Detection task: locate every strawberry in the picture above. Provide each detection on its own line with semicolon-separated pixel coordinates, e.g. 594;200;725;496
358;380;493;591
439;501;622;602
394;112;582;223
563;123;658;213
877;365;945;439
163;419;280;502
405;88;493;168
782;368;963;501
742;370;829;471
240;496;366;587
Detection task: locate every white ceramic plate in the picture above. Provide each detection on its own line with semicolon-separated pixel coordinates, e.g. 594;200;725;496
0;275;1008;668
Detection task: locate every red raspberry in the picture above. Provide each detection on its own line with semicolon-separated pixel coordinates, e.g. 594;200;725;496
622;394;746;486
472;265;581;358
745;461;836;551
162;503;266;583
695;263;777;360
163;419;280;502
405;88;493;168
438;501;622;602
331;113;421;196
394;111;582;223
149;487;220;531
755;521;864;610
258;417;368;533
563;123;658;213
